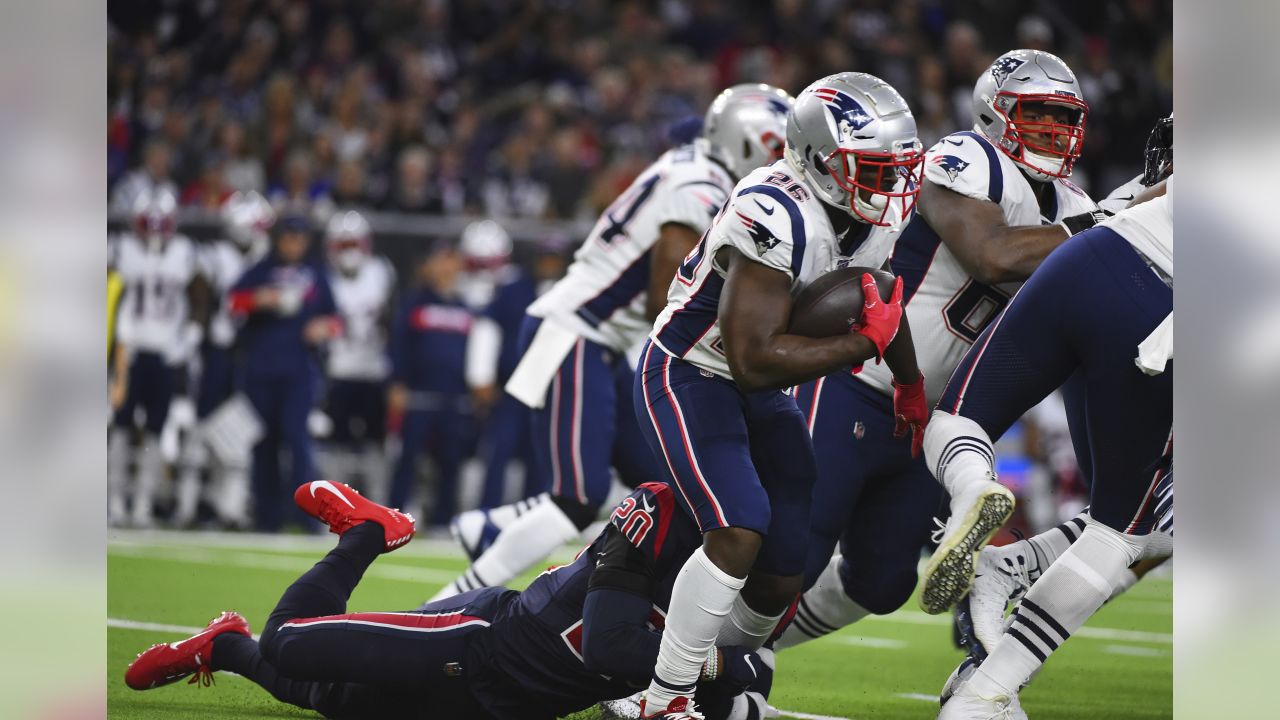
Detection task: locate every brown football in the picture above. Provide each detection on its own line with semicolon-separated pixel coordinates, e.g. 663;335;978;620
787;266;897;338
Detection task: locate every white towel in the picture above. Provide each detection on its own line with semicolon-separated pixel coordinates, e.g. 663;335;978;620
504;320;580;408
1135;313;1172;376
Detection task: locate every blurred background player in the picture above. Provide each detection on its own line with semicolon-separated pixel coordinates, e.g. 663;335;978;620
387;243;473;527
321;210;396;503
432;84;795;602
227;215;342;531
173;191;274;528
635;73;922;718
109;188;204;527
457;219;543;510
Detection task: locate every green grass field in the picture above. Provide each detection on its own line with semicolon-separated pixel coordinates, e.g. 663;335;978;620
108;530;1171;719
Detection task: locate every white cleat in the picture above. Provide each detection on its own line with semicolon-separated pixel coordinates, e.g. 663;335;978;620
968;543;1033;652
940;660;1027;719
599;692;643;719
921;479;1015;615
938;677;1025;719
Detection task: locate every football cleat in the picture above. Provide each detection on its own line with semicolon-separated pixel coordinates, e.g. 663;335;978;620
920;480;1015;615
639;695;705;720
450;508;502;562
967;542;1033;652
600;692;643;719
937;677;1024;720
124;611;250;690
294;480;416;553
940;661;1027;720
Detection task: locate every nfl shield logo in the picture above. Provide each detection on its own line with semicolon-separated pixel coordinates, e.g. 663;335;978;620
853;421;865;440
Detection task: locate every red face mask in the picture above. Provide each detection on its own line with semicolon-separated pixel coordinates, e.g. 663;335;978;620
825;147;926;225
995;93;1089;178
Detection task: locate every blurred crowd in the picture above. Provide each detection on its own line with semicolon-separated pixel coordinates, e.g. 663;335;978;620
109;0;1172;225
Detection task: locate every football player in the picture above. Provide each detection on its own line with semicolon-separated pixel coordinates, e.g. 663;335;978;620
636;73;925;719
108;188;202;527
172;191;274;528
774;50;1108;661
933;178;1171;718
431;84;795;601
322;210;397;503
124;480;765;720
1098;114;1172;213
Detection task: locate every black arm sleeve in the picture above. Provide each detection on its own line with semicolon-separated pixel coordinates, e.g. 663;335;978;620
580;524;663;681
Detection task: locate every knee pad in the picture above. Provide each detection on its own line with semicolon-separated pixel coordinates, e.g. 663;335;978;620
550;494;600;531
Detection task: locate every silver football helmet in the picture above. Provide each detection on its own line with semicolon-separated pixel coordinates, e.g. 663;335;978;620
325;210;372;274
784;72;924;225
132;187;178;247
222;190;276;251
972;49;1088;181
700;83;795;180
460;219;512;270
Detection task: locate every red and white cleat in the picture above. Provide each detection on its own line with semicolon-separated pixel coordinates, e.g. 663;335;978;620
294;480;416;553
639;696;705;720
124;611;250;690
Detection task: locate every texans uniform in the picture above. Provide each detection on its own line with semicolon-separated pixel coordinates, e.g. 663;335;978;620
788;129;1100;629
326;257;396;448
111;231;199;434
244;483;703;720
640;158;909;576
510;144;733;508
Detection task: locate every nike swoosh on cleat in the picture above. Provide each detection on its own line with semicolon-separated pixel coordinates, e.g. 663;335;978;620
310;480;356;509
743;654;757;679
754;199;775;215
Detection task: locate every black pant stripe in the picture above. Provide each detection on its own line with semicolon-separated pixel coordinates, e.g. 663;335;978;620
1007;627;1048;662
1020;599;1070;641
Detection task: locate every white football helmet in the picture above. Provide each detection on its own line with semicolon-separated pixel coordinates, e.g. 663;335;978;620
784;72;924;225
222;191;276;251
325;210;372;274
972;49;1088;181
460;219;512;271
700;83;795;180
132;187;178;247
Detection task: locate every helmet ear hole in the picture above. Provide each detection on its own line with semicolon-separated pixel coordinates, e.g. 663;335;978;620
813;154;829;175
979;113;995;125
742;139;752;159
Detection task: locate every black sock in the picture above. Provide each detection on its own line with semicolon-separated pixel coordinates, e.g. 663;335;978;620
260;522;385;646
211;633;320;709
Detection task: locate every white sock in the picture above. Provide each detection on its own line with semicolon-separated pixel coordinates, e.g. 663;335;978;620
431;498;578;601
776;554;870;650
1108;568;1139;601
1023;512;1089;581
923;411;996;499
216;463;251;526
646;547;746;708
718;595;784;649
131;434;163;525
486;492;549;530
359;446;389;505
971;521;1148;695
174;465;202;525
108;428;130;524
1139;530;1173;562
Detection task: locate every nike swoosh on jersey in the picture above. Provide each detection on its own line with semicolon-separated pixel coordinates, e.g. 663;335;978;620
641;495;655;513
310;480;356;509
754;199;775;215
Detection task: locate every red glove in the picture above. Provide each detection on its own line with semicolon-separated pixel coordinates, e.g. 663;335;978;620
892;374;929;458
851;274;904;362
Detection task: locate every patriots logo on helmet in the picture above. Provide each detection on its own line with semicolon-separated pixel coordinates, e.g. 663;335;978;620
737;211;781;255
932;155;970;183
990;56;1026;88
812;87;874;136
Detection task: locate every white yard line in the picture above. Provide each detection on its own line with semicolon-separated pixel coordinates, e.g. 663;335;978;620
108;544;459;583
834;636;908;649
774;711;852;720
1102;644;1166;657
861;610;1171;645
893;693;938;703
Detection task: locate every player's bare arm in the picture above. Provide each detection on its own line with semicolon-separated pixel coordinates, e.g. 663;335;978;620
918;181;1070;285
718;248;882;392
646;222;702;321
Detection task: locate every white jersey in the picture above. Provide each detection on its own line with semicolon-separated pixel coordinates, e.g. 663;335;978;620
527;145;734;354
328;257;397;381
857;129;1099;405
1098;173;1146;214
651;159;910;379
199;240;264;347
113;232;198;365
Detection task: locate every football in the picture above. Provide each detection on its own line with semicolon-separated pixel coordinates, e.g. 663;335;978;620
787;266;897;338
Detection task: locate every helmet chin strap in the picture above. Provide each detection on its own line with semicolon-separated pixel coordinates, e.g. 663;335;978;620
1020;148;1066;180
853;190;888;220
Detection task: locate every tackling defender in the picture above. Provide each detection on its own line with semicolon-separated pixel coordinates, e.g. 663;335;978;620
125;480;765;719
432;84;795;601
635;73;924;719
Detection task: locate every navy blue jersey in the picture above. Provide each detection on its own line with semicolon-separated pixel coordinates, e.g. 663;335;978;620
479;482;702;717
485;270;538;382
389;287;473;394
229;255;337;377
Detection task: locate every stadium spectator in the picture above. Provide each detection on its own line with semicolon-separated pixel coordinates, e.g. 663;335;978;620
111;138;178;212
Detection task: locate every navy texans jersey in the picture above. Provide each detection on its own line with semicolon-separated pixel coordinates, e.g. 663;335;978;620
478;482;701;717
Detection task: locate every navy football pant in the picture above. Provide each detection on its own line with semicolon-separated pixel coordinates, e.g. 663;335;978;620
217;522;502;719
522;316;660;512
112;351;175;435
478;391;545;507
243;366;320;532
792;374;944;612
634;341;815;577
195;344;234;420
937;227;1172;534
390;407;470;526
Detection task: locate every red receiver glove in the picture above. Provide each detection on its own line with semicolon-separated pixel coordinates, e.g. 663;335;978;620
892;374;929;458
850;274;904;362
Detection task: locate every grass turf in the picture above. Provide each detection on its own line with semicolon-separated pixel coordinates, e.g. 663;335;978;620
107;531;1171;719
